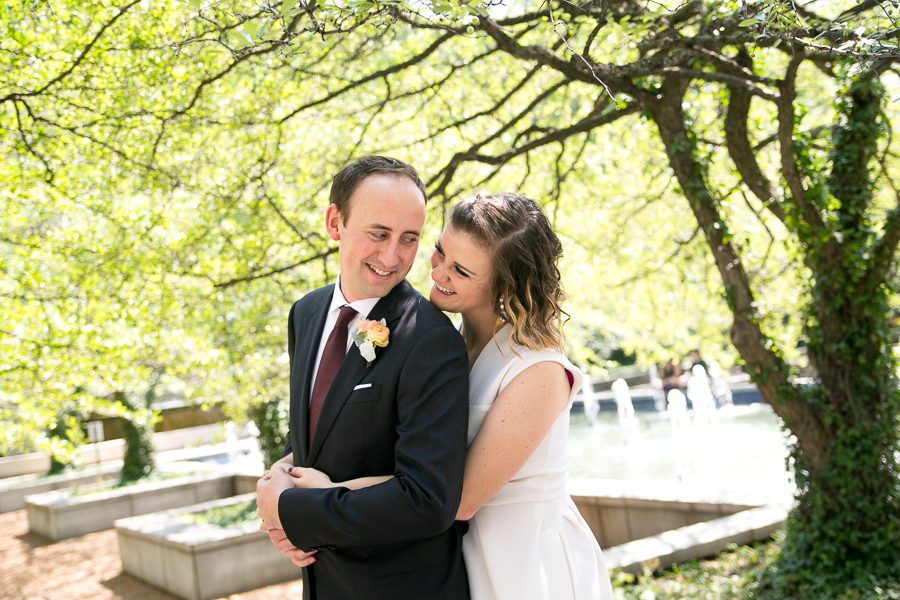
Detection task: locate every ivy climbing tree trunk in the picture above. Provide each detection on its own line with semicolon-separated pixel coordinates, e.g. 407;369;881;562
115;373;160;484
762;74;900;597
652;67;900;596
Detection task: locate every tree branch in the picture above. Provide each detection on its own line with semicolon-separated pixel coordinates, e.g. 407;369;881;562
777;48;828;233
430;97;637;199
212;247;338;289
724;47;787;224
470;103;639;166
0;0;143;104
427;79;573;197
615;226;700;286
278;31;455;123
478;17;616;88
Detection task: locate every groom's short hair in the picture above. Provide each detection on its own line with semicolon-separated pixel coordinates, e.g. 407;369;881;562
330;156;427;224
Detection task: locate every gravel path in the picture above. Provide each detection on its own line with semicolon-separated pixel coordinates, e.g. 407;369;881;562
0;510;305;600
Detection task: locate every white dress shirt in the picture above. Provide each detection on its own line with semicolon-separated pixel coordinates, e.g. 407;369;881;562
309;273;381;401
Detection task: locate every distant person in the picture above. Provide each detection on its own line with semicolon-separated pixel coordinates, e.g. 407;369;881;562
285;193;615;600
660;358;683;395
689;349;709;374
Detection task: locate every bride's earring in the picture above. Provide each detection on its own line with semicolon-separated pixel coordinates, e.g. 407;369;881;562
498;297;508;322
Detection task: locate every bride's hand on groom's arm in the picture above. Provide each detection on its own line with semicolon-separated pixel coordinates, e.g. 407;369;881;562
287;466;392;491
286;466;336;489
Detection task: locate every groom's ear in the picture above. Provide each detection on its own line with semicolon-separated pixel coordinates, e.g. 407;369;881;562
324;204;343;241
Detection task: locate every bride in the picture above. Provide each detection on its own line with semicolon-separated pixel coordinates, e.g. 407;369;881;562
286;192;614;600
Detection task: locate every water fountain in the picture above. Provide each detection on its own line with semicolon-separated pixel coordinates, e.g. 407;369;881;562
708;361;734;407
567;398;793;496
580;369;600;426
665;388;690;481
665;388;690;435
647;363;668;412
224;420;238;463
686;364;716;426
612;377;635;427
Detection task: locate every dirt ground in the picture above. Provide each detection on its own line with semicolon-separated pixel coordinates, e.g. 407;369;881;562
0;510;304;600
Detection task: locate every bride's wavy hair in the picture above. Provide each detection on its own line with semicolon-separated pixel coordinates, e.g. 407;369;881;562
448;192;567;353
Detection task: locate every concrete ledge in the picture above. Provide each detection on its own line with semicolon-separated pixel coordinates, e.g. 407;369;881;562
25;472;259;541
116;493;298;600
570;478;774;550
0;453;50;479
569;478;792;573
0;462;122;513
602;503;789;573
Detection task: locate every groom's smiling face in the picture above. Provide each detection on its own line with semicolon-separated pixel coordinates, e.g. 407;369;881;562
325;173;426;302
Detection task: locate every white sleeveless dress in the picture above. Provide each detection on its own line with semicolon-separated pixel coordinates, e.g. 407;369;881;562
463;325;614;600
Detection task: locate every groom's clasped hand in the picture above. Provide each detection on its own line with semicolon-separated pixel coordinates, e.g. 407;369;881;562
257;464;321;567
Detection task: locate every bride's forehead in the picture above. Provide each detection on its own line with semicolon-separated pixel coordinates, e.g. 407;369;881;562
441;226;482;250
441;227;493;268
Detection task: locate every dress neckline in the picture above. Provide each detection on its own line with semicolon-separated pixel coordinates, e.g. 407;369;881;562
466;323;514;377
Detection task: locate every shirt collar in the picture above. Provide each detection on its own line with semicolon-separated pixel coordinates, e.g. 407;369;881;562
329;273;381;321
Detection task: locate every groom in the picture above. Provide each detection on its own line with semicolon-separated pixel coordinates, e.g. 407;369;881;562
256;156;471;600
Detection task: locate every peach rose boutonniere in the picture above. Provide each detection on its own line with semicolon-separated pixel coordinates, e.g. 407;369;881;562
351;318;390;367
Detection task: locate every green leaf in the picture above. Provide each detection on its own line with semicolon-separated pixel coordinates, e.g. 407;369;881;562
739;18;758;27
281;0;300;15
227;31;248;46
261;23;284;40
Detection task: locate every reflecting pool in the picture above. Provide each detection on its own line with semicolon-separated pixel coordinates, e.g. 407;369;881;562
568;404;795;495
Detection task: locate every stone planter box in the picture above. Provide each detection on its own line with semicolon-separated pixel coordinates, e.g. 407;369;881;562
0;462;122;513
25;472;258;541
0;422;255;480
116;493;298;600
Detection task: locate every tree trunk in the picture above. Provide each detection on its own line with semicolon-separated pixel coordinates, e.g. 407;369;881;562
650;70;900;597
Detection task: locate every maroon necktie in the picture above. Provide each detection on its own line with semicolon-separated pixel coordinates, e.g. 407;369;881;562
309;305;358;446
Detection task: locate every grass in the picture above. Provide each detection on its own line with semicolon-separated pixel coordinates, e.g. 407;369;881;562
70;469;202;495
179;498;258;528
610;537;780;599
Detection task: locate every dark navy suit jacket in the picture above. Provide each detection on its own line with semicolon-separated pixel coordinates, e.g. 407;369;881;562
279;280;471;600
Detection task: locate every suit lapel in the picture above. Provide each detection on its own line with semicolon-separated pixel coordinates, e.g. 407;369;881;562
294;287;333;465
307;281;413;463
